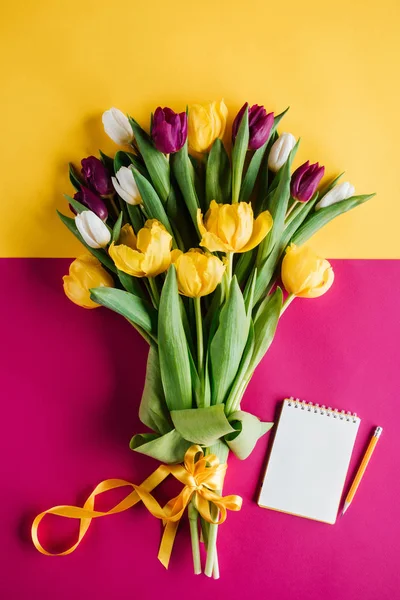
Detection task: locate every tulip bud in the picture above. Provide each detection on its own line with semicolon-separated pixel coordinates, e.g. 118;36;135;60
151;107;187;154
75;210;111;249
111;167;142;205
81;156;113;196
281;244;334;298
232;103;274;150
315;181;355;211
290;161;325;203
109;220;172;277
188;100;228;153
102;108;134;145
63;254;114;309
197;200;273;254
171;249;226;297
73;187;108;221
268;133;296;172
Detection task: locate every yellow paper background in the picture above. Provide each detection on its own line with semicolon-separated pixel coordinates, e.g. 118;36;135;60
0;0;399;258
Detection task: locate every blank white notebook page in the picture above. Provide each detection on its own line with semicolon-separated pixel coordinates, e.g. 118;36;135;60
258;399;360;524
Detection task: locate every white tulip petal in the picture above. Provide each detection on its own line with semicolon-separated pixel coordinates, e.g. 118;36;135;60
315;181;355;211
102;108;133;145
112;167;142;205
268;132;296;172
75;211;111;248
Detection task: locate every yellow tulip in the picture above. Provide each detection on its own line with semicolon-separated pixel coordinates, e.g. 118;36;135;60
281;244;334;298
197;200;273;254
109;220;172;278
63;254;114;309
171;248;226;297
188;100;228;153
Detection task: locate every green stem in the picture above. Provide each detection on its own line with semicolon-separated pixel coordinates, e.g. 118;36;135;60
194;297;204;380
281;293;295;315
204;443;229;578
188;501;202;575
109;195;120;220
148;277;160;309
224;252;234;294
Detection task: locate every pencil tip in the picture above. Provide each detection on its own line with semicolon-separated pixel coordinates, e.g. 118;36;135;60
341;502;350;516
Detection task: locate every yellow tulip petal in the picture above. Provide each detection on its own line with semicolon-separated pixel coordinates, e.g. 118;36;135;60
63;254;114;309
63;275;98;309
109;242;145;277
238;210;273;253
171;249;183;263
198;254;226;296
174;253;202;297
231;202;254;250
119;224;137;249
217;203;239;247
298;261;335;298
199;231;232;253
281;244;335;299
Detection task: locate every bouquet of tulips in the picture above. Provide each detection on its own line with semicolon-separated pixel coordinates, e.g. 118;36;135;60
47;100;373;577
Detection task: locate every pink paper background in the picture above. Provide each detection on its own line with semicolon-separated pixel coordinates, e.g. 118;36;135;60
1;259;399;599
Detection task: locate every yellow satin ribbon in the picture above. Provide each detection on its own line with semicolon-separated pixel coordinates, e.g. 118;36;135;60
31;445;242;568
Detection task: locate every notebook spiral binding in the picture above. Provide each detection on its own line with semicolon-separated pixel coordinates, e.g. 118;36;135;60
287;397;358;423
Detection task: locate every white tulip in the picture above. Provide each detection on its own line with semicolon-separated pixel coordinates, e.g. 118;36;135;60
315;181;355;211
112;167;142;205
75;211;111;249
102;108;134;145
268;132;296;172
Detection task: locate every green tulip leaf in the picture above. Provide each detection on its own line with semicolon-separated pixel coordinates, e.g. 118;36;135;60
89;287;157;339
224;322;255;414
139;346;172;435
130;428;191;464
57;211;117;273
262;139;299;254
131;170;174;238
239;139;270;203
171;143;200;232
125;203;144;234
99;150;115;173
225;410;273;460
69;163;82;191
210;277;249;405
250;287;282;373
64;194;88;214
272;106;290;132
293;194;376;247
114;150;131;173
112;211;123;243
206;139;231;206
128;118;170;202
158;267;193;411
171;404;235;446
117;269;146;299
231;105;249;203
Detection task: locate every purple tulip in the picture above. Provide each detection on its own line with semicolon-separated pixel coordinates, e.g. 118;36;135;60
290;161;325;203
151;107;188;154
81;156;113;196
71;186;108;221
232;103;274;150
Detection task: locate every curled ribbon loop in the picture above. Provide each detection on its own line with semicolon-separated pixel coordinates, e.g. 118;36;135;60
31;445;242;568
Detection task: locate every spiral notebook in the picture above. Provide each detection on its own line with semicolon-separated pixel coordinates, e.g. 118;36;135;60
258;398;360;524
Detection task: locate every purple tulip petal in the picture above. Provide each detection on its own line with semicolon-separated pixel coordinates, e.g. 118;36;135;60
74;186;108;220
233;103;274;149
81;156;112;196
290;161;324;202
152;107;187;153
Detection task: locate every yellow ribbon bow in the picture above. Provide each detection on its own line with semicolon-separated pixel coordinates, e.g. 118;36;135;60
31;445;242;568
